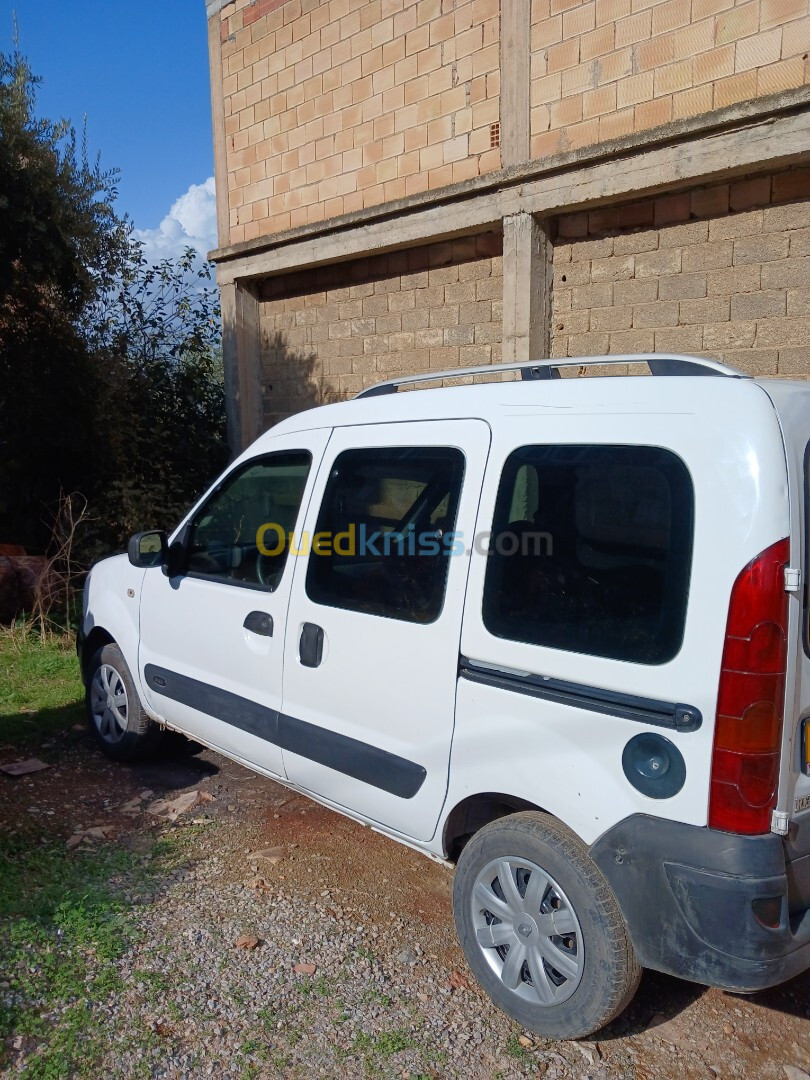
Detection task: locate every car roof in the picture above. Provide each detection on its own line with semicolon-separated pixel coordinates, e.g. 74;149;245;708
253;355;807;448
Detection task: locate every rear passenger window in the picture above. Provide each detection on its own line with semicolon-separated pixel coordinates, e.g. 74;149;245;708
306;447;465;623
483;445;694;664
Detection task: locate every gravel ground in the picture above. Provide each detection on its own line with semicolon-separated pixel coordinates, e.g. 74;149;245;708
2;727;810;1079
102;833;526;1079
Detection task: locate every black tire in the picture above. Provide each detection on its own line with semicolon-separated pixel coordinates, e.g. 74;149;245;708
85;643;162;762
453;811;641;1040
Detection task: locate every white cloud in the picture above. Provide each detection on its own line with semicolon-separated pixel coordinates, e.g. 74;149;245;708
133;177;218;264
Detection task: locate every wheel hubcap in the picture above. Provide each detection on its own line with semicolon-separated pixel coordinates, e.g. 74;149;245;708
90;664;128;744
471;857;584;1007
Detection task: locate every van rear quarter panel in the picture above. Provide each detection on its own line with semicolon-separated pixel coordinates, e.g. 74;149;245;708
445;379;790;849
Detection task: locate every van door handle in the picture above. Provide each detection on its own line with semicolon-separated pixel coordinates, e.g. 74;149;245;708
243;611;273;637
299;622;324;668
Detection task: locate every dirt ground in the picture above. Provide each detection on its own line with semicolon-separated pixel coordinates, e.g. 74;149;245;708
2;719;810;1079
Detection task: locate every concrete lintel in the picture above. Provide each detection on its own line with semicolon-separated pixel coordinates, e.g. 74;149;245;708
211;88;810;285
502;214;551;364
214;104;810;287
221;281;263;454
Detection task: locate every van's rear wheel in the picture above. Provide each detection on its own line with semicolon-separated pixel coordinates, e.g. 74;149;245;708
453;811;641;1040
86;643;161;762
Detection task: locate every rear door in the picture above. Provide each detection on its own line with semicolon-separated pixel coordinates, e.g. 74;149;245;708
280;420;490;841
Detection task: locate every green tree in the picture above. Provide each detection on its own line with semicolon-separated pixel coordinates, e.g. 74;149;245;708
0;48;126;549
0;48;227;562
0;51;125;319
86;243;227;555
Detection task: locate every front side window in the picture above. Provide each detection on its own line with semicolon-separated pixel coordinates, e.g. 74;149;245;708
483;445;694;664
187;452;311;590
306;447;465;623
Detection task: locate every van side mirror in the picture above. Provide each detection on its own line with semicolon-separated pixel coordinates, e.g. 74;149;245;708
127;531;167;568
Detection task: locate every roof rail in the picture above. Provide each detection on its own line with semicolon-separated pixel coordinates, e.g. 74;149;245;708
355;354;749;399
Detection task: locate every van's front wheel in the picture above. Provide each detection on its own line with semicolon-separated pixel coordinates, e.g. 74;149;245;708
86;643;161;762
452;811;641;1040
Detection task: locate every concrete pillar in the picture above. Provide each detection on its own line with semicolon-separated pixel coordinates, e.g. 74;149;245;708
206;4;230;249
220;281;263;455
502;213;552;364
500;0;531;167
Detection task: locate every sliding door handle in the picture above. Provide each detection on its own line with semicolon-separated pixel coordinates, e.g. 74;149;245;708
299;622;324;668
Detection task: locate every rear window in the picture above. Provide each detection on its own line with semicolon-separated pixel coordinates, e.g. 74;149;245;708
483;445;694;665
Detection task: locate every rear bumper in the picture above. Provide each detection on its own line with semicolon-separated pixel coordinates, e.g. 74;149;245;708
591;814;810;992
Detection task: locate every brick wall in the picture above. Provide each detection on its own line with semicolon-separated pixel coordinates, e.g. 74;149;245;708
551;168;810;378
258;232;503;426
220;0;501;244
530;0;810;158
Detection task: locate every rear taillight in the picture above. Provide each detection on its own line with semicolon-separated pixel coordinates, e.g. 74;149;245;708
708;538;790;835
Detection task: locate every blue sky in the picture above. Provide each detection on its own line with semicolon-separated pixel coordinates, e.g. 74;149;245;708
3;0;217;258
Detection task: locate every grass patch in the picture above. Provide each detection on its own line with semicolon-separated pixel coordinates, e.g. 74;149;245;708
505;1032;533;1063
0;633;132;1076
298;974;333;998
361;987;392;1007
352;1025;417;1074
256;1006;276;1028
0;631;83;746
238;1035;271;1077
0;832;191;1076
0;813;192;1077
374;1028;415;1057
0;837;140;1077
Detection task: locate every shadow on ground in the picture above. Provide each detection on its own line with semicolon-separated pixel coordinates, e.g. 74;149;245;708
122;732;220;790
0;701;84;748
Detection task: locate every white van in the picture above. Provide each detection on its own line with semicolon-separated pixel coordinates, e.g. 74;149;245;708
78;355;810;1039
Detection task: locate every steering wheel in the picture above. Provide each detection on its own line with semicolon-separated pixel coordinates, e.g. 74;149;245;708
256;549;283;588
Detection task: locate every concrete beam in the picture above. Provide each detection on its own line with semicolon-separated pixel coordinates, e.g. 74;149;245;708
502;214;551;363
211;90;810;286
221;282;263;454
500;0;530;167
206;9;230;248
